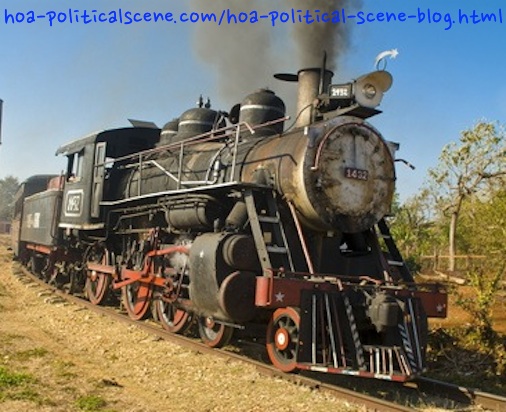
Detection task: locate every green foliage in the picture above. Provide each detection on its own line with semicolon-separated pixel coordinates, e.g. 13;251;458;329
75;394;109;411
426;327;506;392
459;189;506;255
0;366;34;388
403;255;421;274
423;120;506;271
455;261;505;340
389;190;445;263
0;175;19;220
7;387;42;403
428;121;506;207
0;366;39;402
75;394;108;411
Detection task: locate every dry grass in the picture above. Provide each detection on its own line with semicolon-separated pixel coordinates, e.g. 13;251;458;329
0;235;360;412
2;233;502;411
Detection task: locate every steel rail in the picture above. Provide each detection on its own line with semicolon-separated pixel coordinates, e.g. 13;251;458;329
416;377;506;411
11;264;412;411
12;263;506;412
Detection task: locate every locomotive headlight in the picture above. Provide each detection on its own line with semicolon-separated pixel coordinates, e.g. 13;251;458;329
354;71;392;109
327;71;392;112
362;83;377;100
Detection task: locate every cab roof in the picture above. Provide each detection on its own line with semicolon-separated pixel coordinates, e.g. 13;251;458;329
55;127;160;157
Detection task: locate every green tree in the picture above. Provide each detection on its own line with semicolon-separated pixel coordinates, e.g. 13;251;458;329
390;190;432;256
0;175;20;220
426;121;506;271
455;260;505;340
459;188;506;256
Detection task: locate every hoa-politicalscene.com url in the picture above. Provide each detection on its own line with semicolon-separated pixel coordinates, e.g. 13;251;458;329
2;7;504;30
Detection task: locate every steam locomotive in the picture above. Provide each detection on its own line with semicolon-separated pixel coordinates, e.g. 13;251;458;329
11;65;447;381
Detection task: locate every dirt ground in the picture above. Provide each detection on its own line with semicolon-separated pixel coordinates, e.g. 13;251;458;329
3;232;503;412
426;281;506;335
0;236;362;412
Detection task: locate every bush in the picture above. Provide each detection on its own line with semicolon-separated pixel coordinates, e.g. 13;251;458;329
426;327;506;393
455;262;504;341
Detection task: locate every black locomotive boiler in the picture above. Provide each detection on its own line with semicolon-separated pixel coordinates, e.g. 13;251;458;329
12;66;447;381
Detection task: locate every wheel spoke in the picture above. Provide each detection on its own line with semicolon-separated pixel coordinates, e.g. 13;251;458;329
266;307;300;373
122;282;153;320
197;317;233;348
156;298;192;334
85;244;112;305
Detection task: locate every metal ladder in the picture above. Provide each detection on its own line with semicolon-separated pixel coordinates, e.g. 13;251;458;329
376;218;414;282
244;189;294;273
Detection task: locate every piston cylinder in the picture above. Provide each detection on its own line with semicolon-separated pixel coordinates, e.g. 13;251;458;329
189;233;260;322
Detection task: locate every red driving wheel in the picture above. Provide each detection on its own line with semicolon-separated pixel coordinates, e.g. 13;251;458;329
266;307;300;373
122;282;153;320
155;298;192;334
85;244;112;305
197;316;233;348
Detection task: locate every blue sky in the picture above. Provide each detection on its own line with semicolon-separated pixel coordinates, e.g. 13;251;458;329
1;0;505;202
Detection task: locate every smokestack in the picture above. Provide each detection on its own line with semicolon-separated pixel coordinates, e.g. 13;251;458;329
295;68;333;127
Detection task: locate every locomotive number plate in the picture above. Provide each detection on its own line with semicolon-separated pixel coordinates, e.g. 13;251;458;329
344;167;368;181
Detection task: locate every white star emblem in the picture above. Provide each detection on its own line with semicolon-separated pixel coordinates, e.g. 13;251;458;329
275;292;285;302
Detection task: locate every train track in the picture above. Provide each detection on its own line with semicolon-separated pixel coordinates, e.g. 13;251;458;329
415;377;506;411
11;263;506;412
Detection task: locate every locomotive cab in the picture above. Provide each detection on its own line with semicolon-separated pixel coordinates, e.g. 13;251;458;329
56;127;160;230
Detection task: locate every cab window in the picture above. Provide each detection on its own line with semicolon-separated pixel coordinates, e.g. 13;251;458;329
67;151;84;182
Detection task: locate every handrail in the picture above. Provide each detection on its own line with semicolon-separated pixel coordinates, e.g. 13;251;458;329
94;116;289;198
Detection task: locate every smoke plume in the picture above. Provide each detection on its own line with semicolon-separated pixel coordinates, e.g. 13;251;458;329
189;0;361;103
291;0;359;70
